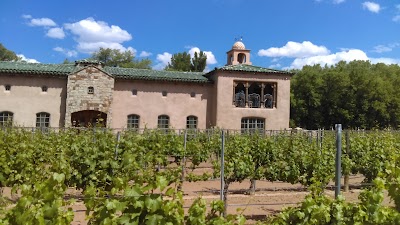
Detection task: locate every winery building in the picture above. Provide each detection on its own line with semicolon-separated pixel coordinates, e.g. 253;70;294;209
0;41;293;131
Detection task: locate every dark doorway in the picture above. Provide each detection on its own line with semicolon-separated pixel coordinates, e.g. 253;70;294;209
71;110;107;127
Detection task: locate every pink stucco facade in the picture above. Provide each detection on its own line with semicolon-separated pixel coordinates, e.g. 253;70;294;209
0;75;67;127
0;41;293;131
209;72;291;130
112;80;213;129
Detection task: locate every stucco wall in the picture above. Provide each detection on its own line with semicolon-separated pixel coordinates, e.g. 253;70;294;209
214;71;291;130
112;80;212;129
0;74;67;127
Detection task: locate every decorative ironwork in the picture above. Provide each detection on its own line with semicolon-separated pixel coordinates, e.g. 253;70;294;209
235;91;246;107
248;93;260;108
264;94;273;108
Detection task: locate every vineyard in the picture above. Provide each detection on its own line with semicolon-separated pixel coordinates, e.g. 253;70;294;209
0;128;400;224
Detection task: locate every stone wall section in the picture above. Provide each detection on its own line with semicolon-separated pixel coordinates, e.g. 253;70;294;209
65;66;114;127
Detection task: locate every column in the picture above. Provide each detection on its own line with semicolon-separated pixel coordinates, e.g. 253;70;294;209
273;83;277;108
245;82;249;108
232;82;237;105
261;83;265;108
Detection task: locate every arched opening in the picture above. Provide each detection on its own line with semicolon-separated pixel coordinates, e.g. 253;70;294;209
71;110;107;127
237;53;246;64
248;83;261;108
234;82;246;107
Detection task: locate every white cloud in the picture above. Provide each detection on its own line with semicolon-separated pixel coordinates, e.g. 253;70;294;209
362;2;381;13
17;54;39;63
370;57;400;65
333;0;345;4
271;58;280;63
64;17;133;53
139;51;152;57
153;52;172;70
258;41;330;58
22;14;32;19
28;17;57;27
289;49;369;69
126;47;137;56
372;43;399;53
46;27;65;39
269;63;282;68
188;47;218;65
372;45;392;53
53;47;78;58
393;15;400;22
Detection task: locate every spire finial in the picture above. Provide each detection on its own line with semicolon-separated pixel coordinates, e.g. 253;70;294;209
234;36;243;42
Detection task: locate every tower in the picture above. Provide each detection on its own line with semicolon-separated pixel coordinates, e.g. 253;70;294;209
226;39;252;66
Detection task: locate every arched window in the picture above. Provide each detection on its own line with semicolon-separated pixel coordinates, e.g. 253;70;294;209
234;82;246;107
5;84;11;91
237;53;246;64
0;111;13;126
127;114;140;129
186;116;198;129
41;86;48;92
241;117;265;133
157;115;169;129
248;83;261;108
36;112;50;128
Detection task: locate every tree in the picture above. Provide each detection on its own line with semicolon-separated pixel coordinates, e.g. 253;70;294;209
0;43;19;61
91;48;152;69
191;51;207;72
166;51;207;72
166;52;192;71
290;60;400;129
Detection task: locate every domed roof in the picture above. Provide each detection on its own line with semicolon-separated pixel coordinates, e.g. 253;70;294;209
232;41;246;50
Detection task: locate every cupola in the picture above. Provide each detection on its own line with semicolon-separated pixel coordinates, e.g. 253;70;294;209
226;39;252;65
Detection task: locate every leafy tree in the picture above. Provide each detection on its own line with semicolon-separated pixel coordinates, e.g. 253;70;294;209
191;51;207;72
0;43;19;61
166;51;207;72
91;48;152;69
290;60;400;129
166;52;192;71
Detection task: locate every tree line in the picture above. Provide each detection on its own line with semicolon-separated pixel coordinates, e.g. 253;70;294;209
290;60;400;130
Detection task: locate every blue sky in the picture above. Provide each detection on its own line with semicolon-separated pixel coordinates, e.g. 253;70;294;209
1;0;399;70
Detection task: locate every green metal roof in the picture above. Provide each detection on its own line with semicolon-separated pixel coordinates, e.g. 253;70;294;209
0;61;209;83
0;61;291;82
209;64;293;75
105;67;209;83
0;61;75;76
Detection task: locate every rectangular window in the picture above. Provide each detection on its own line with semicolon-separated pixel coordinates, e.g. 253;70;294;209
241;117;265;133
186;116;197;129
158;115;169;129
36;112;50;128
0;111;13;126
127;114;140;129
